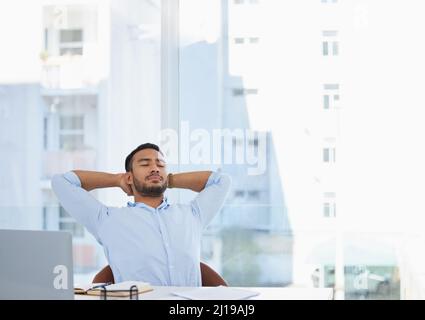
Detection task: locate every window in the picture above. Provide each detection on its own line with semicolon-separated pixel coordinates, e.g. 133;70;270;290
59;115;84;151
60;115;83;130
42;206;48;230
245;89;258;95
248;190;260;200
323;84;340;109
59;29;83;56
179;0;291;288
233;37;260;45
322;30;339;56
323;192;336;218
59;47;83;56
233;137;243;147
60;29;83;43
234;190;245;198
2;0;162;285
232;88;259;96
44;28;49;51
43;117;48;150
323;147;336;163
59;207;85;237
234;0;259;4
249;137;259;147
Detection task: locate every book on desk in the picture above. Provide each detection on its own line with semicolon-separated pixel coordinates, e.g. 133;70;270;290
75;281;153;297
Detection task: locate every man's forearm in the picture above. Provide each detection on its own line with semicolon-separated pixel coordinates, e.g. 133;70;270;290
73;170;121;191
169;171;212;193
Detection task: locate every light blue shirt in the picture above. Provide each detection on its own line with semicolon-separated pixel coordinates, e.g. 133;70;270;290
51;171;231;286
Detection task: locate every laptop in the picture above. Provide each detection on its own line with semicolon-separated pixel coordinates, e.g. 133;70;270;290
0;229;74;300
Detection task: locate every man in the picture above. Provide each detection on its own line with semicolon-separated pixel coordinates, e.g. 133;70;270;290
51;143;231;286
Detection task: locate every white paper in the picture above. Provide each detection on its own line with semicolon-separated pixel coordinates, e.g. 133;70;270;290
104;281;151;291
171;286;260;300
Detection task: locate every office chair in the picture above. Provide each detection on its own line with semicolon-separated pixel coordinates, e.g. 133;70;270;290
92;262;228;287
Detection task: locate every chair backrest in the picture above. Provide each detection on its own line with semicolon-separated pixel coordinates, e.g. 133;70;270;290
200;262;228;287
93;262;227;287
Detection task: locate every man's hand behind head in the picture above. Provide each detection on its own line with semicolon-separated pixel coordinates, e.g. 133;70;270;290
118;173;133;196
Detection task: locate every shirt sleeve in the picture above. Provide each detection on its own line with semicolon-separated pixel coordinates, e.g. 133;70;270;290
51;171;109;241
190;171;232;228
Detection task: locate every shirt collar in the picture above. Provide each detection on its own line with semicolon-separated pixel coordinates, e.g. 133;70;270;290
127;197;170;211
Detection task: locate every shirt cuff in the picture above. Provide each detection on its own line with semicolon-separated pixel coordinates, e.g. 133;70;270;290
204;171;222;188
63;171;82;188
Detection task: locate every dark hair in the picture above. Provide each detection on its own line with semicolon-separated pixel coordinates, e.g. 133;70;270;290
125;143;163;172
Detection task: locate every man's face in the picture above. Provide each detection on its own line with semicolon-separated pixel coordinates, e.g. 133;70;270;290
129;148;168;197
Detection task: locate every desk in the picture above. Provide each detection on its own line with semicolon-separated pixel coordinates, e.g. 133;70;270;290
75;286;333;300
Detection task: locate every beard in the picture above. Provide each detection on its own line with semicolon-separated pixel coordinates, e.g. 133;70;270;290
133;176;167;197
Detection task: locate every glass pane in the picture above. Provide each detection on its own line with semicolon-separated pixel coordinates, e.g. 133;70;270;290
59;221;85;238
333;41;339;56
59;134;84;150
178;0;405;300
324;95;330;109
60;29;83;43
323;148;330;162
323;41;329;56
59;47;83;56
59;206;71;218
179;0;292;287
60;116;84;130
0;0;161;285
323;203;330;217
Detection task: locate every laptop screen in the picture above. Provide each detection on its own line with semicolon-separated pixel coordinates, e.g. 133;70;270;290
0;229;74;300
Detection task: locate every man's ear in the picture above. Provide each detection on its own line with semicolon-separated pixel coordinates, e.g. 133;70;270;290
126;172;133;185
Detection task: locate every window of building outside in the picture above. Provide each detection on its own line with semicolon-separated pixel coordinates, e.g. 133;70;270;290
323;192;336;218
323;147;336;163
234;0;259;5
232;88;259;96
322;30;339;56
323;84;340;109
59;115;84;151
233;37;259;45
59;29;83;56
59;206;85;237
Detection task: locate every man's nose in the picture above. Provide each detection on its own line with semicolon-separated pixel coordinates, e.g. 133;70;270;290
150;167;160;173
